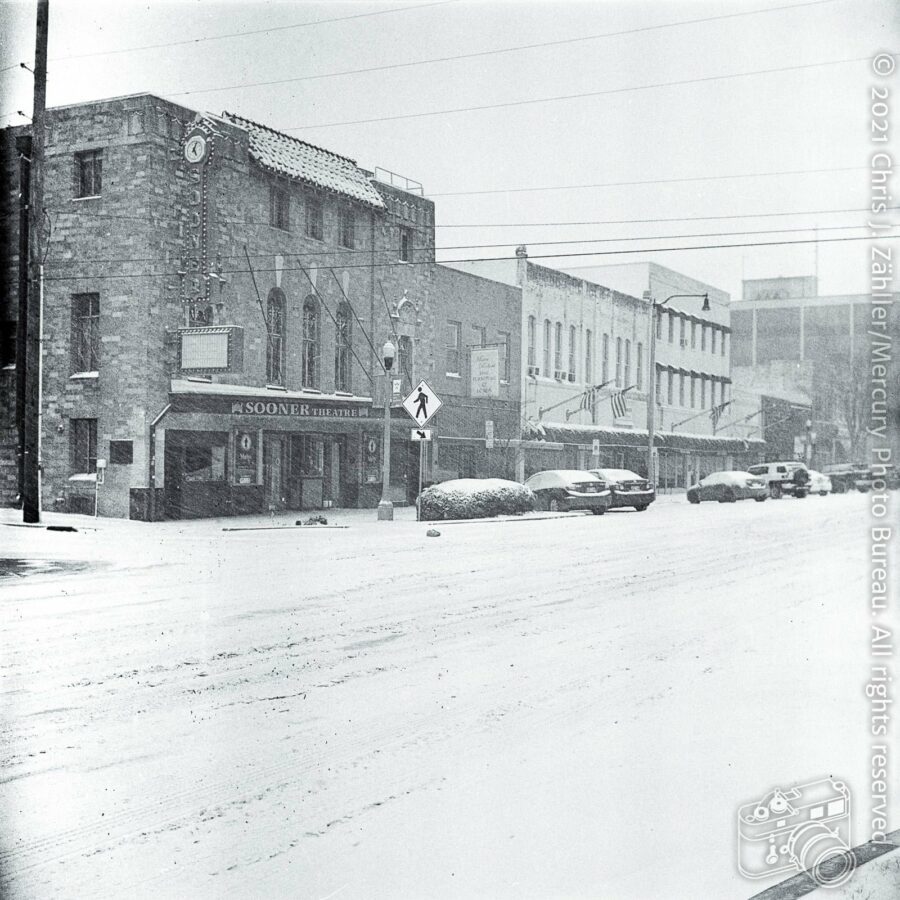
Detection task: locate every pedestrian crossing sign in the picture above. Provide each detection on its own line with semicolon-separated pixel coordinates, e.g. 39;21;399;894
402;379;442;427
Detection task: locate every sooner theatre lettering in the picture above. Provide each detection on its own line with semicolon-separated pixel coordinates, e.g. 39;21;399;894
230;400;368;418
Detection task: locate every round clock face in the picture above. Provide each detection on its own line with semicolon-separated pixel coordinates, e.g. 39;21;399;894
184;134;208;164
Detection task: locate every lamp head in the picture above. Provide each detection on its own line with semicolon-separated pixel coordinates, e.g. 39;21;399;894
701;294;711;312
382;339;396;371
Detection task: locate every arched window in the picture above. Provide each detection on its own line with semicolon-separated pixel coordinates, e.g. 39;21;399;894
266;289;285;385
301;296;319;388
334;302;352;391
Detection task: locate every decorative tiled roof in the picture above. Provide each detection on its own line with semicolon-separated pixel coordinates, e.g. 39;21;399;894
221;111;384;209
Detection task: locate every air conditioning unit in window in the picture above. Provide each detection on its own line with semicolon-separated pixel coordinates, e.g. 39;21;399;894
567;373;576;382
680;339;688;348
554;370;565;381
527;365;540;377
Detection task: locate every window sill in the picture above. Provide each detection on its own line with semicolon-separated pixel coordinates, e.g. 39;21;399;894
69;473;97;482
445;372;461;379
72;195;101;202
70;371;99;380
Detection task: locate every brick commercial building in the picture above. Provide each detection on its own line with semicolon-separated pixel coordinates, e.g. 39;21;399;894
0;93;519;518
450;255;763;488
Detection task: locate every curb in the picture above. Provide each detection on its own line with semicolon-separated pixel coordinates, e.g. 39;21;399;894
222;524;350;532
749;829;900;899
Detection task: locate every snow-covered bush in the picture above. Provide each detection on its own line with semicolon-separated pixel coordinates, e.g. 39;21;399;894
418;478;535;521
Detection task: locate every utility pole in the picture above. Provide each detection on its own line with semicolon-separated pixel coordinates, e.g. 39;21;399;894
23;0;48;523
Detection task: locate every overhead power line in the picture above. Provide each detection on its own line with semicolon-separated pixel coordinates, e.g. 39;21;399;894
165;0;841;98
48;1;459;62
431;165;864;198
48;222;869;267
41;234;898;283
436;204;898;228
284;54;889;130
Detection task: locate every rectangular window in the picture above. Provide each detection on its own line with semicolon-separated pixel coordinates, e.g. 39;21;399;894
655;366;662;402
700;377;707;408
109;440;133;464
690;376;696;408
585;329;593;384
75;149;102;198
72;293;100;372
498;331;511;382
636;342;643;390
338;206;355;248
655;311;662;340
527;316;536;368
601;333;609;382
624;339;631;387
667;312;674;343
711;328;718;354
615;336;622;386
399;228;412;262
679;317;686;346
568;325;576;379
678;373;685;407
701;324;707;351
270;184;290;230
305;196;324;241
543;320;552;374
691;321;697;349
667;370;674;405
472;325;487;347
554;322;563;373
71;418;98;473
445;320;461;375
721;331;727;356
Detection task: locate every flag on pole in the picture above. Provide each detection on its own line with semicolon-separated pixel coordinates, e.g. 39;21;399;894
710;401;731;430
580;387;595;411
610;390;629;419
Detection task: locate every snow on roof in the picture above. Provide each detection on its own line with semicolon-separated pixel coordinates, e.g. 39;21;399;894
221;112;385;209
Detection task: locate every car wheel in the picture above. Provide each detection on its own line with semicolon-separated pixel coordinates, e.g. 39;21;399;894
820;491;828;496
770;483;783;499
688;493;700;504
723;488;737;503
755;495;767;502
634;505;648;512
549;498;561;512
795;490;807;499
591;507;605;515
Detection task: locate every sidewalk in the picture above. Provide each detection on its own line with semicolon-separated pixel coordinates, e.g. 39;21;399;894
1;493;687;535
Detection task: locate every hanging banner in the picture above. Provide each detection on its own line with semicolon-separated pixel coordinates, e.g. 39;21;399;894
470;346;500;398
234;430;259;485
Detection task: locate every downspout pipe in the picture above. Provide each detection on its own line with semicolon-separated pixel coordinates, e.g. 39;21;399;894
148;403;171;522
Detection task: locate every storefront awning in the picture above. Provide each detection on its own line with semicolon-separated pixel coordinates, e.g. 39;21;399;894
523;420;766;454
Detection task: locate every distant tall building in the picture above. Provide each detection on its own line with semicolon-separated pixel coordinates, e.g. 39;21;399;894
730;276;899;464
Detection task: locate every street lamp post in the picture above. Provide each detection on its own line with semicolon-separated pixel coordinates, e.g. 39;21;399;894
377;340;396;521
643;291;710;489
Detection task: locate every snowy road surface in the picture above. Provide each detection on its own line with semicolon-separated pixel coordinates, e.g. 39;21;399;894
0;494;886;899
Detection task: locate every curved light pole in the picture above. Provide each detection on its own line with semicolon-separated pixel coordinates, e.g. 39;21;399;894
377;339;396;521
643;291;710;488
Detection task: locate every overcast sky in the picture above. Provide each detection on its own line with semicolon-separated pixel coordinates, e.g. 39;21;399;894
1;0;897;301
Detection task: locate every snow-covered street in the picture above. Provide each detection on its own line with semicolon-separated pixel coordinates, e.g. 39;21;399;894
0;494;886;899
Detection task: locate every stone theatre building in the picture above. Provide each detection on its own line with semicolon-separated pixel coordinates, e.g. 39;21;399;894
0;93;521;518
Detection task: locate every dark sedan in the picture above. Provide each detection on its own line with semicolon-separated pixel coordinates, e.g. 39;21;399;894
524;470;611;514
687;471;768;504
590;468;655;511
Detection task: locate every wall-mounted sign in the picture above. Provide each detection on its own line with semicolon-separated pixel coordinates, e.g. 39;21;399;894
485;419;494;450
364;433;380;483
234;429;259;485
470;346;500;398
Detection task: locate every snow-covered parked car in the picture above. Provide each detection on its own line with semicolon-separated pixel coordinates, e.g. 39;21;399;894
418;478;535;521
807;470;833;495
524;470;611;514
589;468;655;512
687;471;768;504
